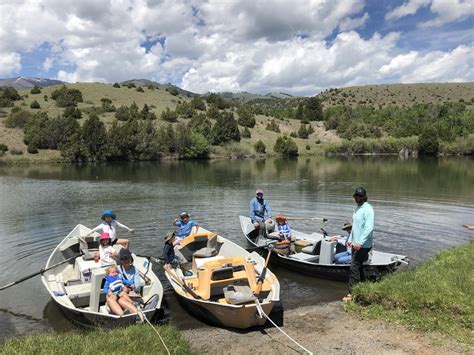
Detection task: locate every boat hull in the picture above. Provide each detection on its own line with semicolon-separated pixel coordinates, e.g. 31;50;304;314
174;292;275;329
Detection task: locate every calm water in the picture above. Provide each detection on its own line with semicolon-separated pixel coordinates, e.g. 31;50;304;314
0;157;473;342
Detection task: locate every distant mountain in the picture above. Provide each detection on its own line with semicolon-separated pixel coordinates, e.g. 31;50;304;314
0;77;64;88
121;79;196;97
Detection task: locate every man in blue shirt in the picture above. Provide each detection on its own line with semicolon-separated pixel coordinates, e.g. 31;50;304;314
343;187;374;302
249;189;274;237
173;212;198;244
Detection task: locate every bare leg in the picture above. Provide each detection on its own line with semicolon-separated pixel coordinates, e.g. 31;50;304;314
107;293;124;316
116;238;129;249
119;291;134;304
118;296;137;314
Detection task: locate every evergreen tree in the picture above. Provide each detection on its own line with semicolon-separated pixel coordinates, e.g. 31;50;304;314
274;136;299;157
30;86;41;94
189;113;212;137
254;140;266;154
190;96;206;111
81;113;107;161
303;97;323;121
237;106;256;128
418;126;439;156
210;111;240;145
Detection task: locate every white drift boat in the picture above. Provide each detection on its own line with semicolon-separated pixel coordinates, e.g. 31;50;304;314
164;227;280;329
41;224;163;328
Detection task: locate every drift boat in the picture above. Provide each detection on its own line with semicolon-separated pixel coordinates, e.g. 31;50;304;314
41;224;163;328
163;227;280;329
240;216;408;281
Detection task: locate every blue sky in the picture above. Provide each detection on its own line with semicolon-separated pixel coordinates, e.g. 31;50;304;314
0;0;472;95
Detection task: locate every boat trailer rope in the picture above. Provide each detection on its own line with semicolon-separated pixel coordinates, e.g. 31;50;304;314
137;308;170;355
255;301;313;355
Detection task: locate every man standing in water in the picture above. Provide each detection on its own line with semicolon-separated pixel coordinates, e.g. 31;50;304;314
250;189;274;238
343;187;374;303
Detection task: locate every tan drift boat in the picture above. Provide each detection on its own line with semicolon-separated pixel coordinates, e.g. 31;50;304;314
164;228;280;329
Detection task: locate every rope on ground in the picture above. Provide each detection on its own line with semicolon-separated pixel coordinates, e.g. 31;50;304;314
255;301;313;355
137;309;171;355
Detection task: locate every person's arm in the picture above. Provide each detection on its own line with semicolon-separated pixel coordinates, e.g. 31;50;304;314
174;220;182;227
358;207;374;246
249;199;257;222
115;221;133;233
265;201;272;219
87;224;103;235
163;244;171;264
133;269;141;292
103;278;110;295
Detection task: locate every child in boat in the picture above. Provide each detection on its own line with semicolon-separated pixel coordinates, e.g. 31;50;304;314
89;210;134;249
328;221;352;264
275;216;295;254
98;232;118;266
173;212;198;244
163;231;193;276
104;265;137;316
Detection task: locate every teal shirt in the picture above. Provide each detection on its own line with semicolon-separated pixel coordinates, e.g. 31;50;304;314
349;202;374;248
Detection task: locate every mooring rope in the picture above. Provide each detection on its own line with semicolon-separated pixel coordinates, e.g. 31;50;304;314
137;309;171;355
255;301;313;355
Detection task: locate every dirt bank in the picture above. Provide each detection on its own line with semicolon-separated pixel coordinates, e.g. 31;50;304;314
181;302;468;354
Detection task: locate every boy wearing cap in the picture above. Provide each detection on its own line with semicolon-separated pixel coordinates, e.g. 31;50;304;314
173;212;199;244
163;231;192;276
343;187;374;302
250;189;273;237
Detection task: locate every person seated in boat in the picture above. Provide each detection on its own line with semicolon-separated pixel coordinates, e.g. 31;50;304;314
118;248;141;294
163;231;193;276
88;210;134;249
173;212;198;245
327;221;352;264
98;232;118;267
275;215;295;254
250;189;274;238
104;265;138;316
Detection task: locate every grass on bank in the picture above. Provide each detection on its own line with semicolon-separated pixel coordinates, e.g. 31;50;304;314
0;324;195;355
347;241;474;345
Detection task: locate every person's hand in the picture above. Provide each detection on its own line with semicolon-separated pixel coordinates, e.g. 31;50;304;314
129;229;135;235
267;217;273;224
328;236;338;241
352;243;361;251
253;222;260;228
346;241;352;247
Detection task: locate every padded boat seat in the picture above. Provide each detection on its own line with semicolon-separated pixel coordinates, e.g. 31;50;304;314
224;285;256;305
211;267;234;281
65;283;92;299
289;253;320;262
193;234;219;258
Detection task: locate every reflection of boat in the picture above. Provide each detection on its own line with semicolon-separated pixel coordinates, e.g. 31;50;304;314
41;224;163;328
240;216;408;281
164;228;280;329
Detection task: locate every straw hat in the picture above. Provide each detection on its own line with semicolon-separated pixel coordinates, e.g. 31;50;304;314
164;231;177;242
342;221;352;231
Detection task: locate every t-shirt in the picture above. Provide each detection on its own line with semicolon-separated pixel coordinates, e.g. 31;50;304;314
174;220;198;239
163;243;175;264
89;220;132;242
99;245;115;266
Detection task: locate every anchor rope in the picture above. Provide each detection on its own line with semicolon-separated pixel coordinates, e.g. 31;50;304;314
137;309;171;355
255;301;313;355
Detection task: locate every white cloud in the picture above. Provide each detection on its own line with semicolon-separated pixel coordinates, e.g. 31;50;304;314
385;0;474;27
0;0;472;94
0;52;22;75
385;0;431;21
339;12;369;31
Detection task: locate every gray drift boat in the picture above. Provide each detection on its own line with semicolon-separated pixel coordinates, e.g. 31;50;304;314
41;224;163;328
239;216;408;281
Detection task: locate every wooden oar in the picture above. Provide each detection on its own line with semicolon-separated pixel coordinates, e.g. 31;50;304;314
255;246;273;297
0;255;78;291
166;268;202;300
285;216;328;222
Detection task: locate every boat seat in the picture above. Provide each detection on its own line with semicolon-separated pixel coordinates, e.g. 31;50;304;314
301;240;322;255
223;285;256;305
211;267;234;281
65;283;92;299
193;234;220;258
289;253;320;262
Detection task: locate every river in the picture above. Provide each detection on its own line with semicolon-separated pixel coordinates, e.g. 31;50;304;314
0;157;472;342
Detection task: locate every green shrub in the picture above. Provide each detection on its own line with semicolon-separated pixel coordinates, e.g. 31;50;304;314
0;87;21;107
136;86;144;93
241;127;251;138
4;107;32;128
274;136;298;157
189;113;212;137
254;140;266;154
418;126;439;156
190;96;206;111
166;86;179;96
210;111;240;145
237;106;256;128
113;82;121;88
10;148;23;155
0;143;8;152
161;108;178;122
30;100;41;109
63;106;82;119
30;86;41;94
51;86;83;107
176;102;195;118
206;104;220;120
115;106;129;121
266;119;280;133
297;124;309;139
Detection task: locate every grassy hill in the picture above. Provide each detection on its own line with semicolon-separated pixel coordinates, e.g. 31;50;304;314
0;82;472;162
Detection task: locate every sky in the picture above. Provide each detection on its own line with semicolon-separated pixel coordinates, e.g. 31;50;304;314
0;0;473;95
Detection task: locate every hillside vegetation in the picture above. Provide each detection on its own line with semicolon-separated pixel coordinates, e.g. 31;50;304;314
0;82;473;162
